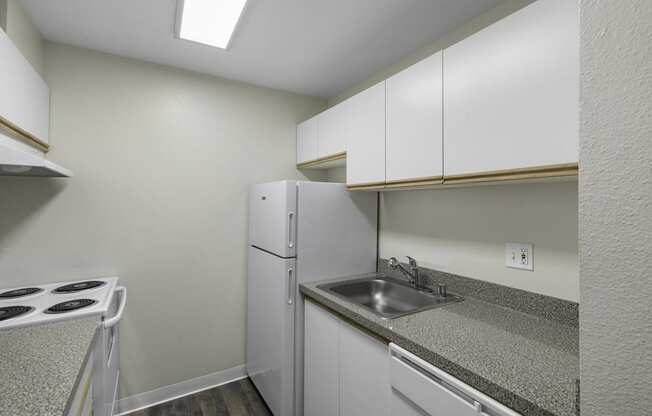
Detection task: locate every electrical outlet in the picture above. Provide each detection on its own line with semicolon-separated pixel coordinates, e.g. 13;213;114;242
505;242;534;271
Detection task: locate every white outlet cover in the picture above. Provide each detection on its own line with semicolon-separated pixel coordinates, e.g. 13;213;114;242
505;242;534;271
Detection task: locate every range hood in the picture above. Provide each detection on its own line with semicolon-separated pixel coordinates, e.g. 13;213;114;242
0;141;72;177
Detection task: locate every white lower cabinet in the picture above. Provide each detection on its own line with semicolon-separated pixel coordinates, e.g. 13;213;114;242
304;300;340;416
304;300;390;416
305;301;523;416
339;320;390;416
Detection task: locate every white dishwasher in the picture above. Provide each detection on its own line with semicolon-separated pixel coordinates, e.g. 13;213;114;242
389;344;522;416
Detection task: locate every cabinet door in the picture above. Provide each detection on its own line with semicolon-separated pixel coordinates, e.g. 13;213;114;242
339;321;390;416
443;0;578;176
297;116;318;164
304;301;340;416
346;82;386;186
318;101;348;158
0;29;49;145
386;52;443;183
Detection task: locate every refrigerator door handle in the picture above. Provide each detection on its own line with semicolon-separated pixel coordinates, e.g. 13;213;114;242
288;212;295;249
287;267;295;305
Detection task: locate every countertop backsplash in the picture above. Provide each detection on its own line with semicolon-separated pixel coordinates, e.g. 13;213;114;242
377;258;579;327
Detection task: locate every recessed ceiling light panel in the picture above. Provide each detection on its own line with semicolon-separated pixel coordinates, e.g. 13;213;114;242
175;0;248;50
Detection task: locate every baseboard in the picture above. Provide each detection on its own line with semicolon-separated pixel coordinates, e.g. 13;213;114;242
114;364;247;415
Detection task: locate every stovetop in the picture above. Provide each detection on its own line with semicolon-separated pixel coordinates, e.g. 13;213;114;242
0;278;118;330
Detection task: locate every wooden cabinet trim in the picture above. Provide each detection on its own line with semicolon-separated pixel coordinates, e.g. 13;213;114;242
346;164;577;191
296;151;346;169
384;176;444;189
0;115;50;152
346;181;386;191
443;163;578;185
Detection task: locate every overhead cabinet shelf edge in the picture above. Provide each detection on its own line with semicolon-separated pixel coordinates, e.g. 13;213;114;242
296;151;346;170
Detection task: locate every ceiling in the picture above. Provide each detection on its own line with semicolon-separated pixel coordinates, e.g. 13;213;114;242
20;0;499;98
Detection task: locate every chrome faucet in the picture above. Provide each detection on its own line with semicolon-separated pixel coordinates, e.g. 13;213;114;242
388;256;431;292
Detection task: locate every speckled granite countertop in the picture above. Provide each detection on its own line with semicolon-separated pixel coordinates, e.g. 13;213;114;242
301;273;579;416
0;317;100;416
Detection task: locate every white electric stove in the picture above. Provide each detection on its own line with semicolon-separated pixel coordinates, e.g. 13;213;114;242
0;277;126;416
0;278;119;330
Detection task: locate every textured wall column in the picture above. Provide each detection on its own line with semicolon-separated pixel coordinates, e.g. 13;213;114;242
580;1;652;414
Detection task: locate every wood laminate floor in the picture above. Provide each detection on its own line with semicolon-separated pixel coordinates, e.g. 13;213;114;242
128;378;272;416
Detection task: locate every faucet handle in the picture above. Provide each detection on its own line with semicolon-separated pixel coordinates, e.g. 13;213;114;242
388;257;399;268
406;256;417;267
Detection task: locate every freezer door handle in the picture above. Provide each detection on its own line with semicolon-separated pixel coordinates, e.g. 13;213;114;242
288;212;295;249
287;268;295;305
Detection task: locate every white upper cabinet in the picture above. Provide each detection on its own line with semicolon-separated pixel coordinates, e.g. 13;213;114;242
346;82;386;187
0;28;50;147
443;0;579;176
297;116;319;164
386;52;443;183
318;100;348;158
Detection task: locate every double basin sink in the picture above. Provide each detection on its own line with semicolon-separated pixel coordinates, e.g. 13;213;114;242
318;275;463;319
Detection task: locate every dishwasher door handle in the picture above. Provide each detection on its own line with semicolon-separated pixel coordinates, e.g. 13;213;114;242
389;343;522;416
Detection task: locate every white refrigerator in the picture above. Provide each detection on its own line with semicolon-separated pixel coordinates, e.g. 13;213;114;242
246;180;377;416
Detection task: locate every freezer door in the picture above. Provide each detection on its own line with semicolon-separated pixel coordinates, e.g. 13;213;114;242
246;247;296;416
249;180;297;258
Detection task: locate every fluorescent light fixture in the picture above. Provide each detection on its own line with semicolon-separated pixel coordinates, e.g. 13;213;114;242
176;0;248;49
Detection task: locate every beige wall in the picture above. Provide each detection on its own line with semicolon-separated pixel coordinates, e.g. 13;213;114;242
381;182;578;301
580;0;652;413
326;0;578;301
326;166;346;183
4;0;43;75
0;42;326;398
0;1;7;32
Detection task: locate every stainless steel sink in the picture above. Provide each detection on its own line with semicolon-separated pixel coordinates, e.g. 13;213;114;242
318;275;463;319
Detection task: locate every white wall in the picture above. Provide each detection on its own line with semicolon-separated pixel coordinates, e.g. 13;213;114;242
0;42;325;398
579;0;652;413
328;0;578;301
3;0;43;75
